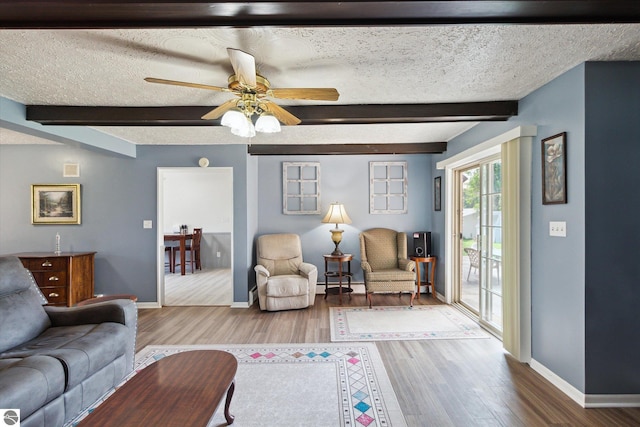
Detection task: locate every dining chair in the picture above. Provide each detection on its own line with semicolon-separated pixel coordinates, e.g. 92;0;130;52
174;228;203;273
164;246;175;273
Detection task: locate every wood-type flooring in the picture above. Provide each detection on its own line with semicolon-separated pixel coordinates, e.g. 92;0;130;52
137;293;640;426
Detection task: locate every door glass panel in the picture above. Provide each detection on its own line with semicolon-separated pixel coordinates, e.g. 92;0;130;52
460;166;480;313
479;159;503;332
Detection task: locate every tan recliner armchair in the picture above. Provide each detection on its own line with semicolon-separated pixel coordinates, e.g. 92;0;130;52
254;233;318;311
359;228;416;308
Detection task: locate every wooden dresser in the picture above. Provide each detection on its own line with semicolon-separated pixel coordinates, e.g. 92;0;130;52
15;252;96;307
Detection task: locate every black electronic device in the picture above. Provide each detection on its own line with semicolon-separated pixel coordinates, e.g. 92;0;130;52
413;232;432;257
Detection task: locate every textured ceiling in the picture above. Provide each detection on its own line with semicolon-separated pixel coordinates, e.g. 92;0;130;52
1;24;640;146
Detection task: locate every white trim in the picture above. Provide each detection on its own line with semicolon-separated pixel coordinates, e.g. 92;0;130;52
156;167;234;307
530;359;640;408
231;301;251;308
137;302;161;309
584;394;640;408
530;358;586;406
440;126;536;360
436;125;537;170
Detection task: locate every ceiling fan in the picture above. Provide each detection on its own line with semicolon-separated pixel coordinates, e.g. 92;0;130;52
144;48;340;136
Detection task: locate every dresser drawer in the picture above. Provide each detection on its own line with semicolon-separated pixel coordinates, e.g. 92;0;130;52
16;252;95;307
22;257;67;272
30;271;68;287
40;286;67;306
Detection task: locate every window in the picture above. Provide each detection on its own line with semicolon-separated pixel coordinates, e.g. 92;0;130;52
283;162;321;214
369;161;408;214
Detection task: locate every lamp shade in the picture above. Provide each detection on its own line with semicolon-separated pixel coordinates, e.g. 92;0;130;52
220;109;245;128
255;113;281;133
322;203;352;225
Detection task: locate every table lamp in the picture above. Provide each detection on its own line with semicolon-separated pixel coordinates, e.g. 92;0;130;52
321;202;352;256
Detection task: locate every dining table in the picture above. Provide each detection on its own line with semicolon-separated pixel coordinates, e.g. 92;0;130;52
164;233;193;275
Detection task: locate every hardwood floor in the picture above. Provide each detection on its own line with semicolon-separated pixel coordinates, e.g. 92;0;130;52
164;268;232;306
137;292;640;426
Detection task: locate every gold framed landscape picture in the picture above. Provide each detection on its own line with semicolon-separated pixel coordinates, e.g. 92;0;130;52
31;184;81;224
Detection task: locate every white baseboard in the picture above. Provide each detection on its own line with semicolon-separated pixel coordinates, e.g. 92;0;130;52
530;359;640;408
231;301;251;309
137;302;161;309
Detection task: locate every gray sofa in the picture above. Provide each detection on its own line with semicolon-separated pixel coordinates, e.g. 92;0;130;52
0;256;137;427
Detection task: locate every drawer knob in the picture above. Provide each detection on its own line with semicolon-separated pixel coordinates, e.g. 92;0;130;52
48;276;59;281
42;261;52;267
48;292;60;298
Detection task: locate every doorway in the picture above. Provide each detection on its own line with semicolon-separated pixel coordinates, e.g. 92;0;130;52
455;156;503;336
157;167;233;306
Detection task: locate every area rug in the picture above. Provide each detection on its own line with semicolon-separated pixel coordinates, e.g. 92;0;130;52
67;343;406;427
330;305;491;342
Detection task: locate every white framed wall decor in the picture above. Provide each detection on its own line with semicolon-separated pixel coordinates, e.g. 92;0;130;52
283;162;321;215
369;161;408;214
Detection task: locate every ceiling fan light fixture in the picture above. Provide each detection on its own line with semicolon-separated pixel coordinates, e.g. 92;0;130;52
230;115;256;138
255;113;281;133
221;108;246;129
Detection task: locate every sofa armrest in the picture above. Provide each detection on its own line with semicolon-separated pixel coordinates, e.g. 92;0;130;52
254;264;270;278
398;258;416;272
45;299;138;371
361;261;372;273
298;262;317;278
45;299;136;328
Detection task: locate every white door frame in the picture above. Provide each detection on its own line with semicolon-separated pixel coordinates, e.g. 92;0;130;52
156;167;234;307
437;125;536;362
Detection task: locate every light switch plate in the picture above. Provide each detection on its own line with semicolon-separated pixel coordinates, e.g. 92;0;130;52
143;220;153;229
549;221;566;237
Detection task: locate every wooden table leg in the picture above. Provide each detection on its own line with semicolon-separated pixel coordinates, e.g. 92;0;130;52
338;260;343;305
415;261;422;300
430;260;437;299
180;237;186;276
224;380;235;425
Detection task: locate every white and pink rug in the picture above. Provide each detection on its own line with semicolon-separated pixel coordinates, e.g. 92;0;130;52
67;343;406;427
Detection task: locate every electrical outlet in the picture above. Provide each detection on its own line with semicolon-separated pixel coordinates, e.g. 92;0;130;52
216;251;221;258
549;221;566;237
143;220;153;229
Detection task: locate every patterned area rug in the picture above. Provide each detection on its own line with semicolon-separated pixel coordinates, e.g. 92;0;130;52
67;343;406;427
330;305;491;342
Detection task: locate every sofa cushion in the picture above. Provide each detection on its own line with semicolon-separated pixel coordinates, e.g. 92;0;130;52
1;323;129;389
266;275;309;298
0;355;66;420
0;257;51;353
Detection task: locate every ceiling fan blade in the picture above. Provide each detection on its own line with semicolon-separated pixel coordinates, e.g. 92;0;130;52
262;101;302;126
227;48;257;88
201;98;239;120
268;88;340;101
144;77;229;92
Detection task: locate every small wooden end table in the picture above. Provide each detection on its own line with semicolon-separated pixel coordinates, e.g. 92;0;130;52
410;256;437;300
79;350;237;426
324;254;353;305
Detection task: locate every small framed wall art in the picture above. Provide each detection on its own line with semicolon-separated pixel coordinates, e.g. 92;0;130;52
31;184;81;224
541;132;567;205
434;176;442;211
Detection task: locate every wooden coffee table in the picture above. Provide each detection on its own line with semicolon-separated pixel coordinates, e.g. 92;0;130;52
79;350;237;426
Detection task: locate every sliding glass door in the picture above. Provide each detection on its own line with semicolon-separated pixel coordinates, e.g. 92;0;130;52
456;156;503;335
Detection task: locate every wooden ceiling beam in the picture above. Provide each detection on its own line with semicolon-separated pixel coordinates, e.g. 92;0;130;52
1;1;640;28
248;143;447;155
27;101;517;126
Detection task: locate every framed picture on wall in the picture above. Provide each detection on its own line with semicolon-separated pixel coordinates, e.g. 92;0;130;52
541;132;567;205
31;184;81;224
434;176;442;211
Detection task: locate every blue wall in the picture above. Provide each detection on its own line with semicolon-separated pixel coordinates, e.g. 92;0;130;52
0;143;254;304
433;62;640;395
432;64;587;391
584;62;640;394
256;154;433;282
